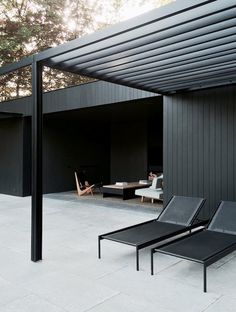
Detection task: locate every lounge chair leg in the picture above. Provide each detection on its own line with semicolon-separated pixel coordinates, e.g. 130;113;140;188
141;196;144;202
151;249;154;275
98;236;101;259
136;248;139;271
203;264;207;292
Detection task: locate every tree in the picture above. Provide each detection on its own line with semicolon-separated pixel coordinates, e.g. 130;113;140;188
0;0;98;101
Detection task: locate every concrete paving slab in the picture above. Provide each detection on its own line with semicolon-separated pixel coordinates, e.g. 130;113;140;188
0;294;67;312
22;272;119;312
204;295;236;312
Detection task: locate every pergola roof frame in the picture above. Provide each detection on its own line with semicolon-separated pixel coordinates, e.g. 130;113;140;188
1;0;236;94
35;0;213;62
57;14;236;72
38;0;236;95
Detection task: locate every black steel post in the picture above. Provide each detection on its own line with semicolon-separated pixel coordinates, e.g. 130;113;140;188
31;60;43;262
151;249;154;275
136;247;139;271
98;236;101;259
203;264;207;292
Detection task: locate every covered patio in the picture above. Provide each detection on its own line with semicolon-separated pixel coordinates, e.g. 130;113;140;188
1;0;236;262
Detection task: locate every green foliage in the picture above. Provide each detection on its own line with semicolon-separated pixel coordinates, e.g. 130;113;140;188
0;0;99;100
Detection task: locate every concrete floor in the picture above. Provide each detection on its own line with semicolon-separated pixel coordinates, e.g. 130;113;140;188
0;192;236;312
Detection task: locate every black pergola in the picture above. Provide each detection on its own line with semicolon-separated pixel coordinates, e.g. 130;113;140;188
0;0;236;261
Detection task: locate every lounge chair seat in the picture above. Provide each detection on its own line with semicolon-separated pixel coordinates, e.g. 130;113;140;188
151;201;236;292
103;221;184;246
98;195;206;270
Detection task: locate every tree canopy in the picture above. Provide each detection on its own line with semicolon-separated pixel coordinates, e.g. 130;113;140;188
0;0;174;101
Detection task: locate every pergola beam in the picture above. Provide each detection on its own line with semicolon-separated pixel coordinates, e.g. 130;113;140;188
0;56;33;76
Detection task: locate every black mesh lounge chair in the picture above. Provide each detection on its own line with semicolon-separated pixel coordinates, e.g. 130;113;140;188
98;196;206;270
151;201;236;292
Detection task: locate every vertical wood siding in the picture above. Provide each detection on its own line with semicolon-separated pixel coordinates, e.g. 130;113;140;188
164;86;236;219
0;118;24;196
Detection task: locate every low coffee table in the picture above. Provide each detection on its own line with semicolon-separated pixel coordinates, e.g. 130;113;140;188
101;182;151;200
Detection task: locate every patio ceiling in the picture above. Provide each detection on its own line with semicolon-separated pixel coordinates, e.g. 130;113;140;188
1;0;236;95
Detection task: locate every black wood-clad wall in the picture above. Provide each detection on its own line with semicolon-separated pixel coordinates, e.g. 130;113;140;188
163;86;236;219
0;118;24;196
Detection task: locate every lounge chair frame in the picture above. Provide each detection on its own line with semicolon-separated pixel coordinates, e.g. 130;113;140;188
151;201;236;292
74;171;94;196
98;196;206;270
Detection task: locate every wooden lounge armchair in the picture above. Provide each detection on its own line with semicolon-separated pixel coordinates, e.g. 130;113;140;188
74;171;94;196
98;196;206;270
151;200;236;292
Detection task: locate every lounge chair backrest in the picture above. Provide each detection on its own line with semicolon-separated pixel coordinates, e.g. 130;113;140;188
158;196;205;226
150;175;163;190
156;175;163;189
208;201;236;235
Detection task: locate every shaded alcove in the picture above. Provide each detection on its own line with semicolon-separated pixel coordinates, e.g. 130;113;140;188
41;96;163;194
